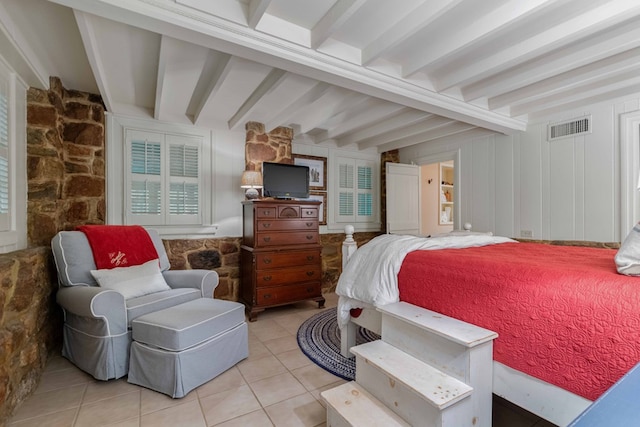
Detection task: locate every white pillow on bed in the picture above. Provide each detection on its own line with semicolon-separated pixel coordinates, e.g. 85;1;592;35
90;259;170;299
615;223;640;276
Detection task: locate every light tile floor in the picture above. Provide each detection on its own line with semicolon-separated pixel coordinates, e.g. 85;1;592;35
8;292;556;427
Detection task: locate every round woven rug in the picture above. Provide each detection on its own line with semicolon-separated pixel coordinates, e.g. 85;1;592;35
297;308;380;380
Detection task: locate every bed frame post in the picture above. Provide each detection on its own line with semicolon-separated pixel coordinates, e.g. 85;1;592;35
341;224;358;357
342;224;357;269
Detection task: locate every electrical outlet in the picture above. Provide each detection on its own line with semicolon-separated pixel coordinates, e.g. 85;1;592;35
520;230;533;238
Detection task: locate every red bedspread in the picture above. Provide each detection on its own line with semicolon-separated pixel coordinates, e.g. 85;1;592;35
397;242;640;401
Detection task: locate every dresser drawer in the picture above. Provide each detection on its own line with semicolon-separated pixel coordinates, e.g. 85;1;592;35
256;219;318;232
301;207;318;218
256;283;321;306
256;207;277;218
255;231;319;247
255;250;320;270
255;265;322;287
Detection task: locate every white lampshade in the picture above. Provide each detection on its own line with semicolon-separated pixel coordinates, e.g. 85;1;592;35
241;171;262;200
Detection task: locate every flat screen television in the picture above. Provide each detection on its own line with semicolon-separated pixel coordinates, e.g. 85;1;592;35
262;162;310;199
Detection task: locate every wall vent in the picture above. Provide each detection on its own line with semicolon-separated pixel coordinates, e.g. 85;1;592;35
547;115;592;141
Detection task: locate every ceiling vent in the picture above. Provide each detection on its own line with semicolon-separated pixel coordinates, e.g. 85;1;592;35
547;115;592;141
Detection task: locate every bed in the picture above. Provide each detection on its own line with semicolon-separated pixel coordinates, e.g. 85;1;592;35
336;232;639;427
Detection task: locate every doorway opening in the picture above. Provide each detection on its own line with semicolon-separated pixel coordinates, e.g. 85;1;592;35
414;149;460;234
420;161;454;236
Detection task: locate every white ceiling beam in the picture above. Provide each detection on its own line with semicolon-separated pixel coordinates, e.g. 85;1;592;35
362;0;464;66
489;47;640;111
175;0;247;26
375;121;477;153
73;11;114;112
357;115;455;150
292;87;366;134
402;0;554;77
247;0;271;29
263;81;331;132
466;19;640;103
314;96;371;131
315;100;405;141
154;36;169;120
227;68;287;130
335;109;431;146
435;1;640;91
311;0;367;50
511;71;640;117
192;53;232;124
154;35;209;122
530;82;640;121
50;0;526;133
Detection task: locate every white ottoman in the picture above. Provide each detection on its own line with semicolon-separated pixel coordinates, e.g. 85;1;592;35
128;298;248;398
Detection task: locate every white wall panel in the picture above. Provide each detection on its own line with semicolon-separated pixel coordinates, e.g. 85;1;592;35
494;134;515;238
584;104;615;242
519;126;543;239
471;138;494;234
548;138;575;240
399;91;640;242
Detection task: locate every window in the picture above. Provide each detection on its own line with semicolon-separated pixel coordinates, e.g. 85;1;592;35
0;58;27;253
108;115;214;236
125;130;204;226
332;154;379;230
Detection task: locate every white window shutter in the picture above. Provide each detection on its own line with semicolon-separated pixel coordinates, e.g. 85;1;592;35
336;159;355;222
167;136;201;224
357;165;373;218
126;132;164;224
0;86;9;230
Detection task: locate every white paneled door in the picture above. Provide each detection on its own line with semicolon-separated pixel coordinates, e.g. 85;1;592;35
386;163;421;235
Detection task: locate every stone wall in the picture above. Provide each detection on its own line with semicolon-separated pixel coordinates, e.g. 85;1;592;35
0;77;106;423
27;77;105;246
164;237;241;300
245;122;294;172
0;248;59;425
320;232;380;292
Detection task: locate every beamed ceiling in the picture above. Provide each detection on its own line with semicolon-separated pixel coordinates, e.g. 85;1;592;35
2;0;640;151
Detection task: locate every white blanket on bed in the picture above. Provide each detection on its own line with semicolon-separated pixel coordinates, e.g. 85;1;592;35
335;233;515;328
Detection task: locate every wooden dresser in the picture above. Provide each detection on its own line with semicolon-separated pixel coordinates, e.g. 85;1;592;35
241;199;325;321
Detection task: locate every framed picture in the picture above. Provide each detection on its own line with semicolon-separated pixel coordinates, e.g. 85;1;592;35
308;191;327;225
293;154;327;190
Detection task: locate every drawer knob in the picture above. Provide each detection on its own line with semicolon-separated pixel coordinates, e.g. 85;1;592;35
263;293;272;299
306;235;313;240
306;222;313;227
306;211;313;215
263;210;270;215
263;236;271;242
263;258;272;264
263;275;272;282
306;255;314;261
262;223;271;228
306;271;315;277
306;287;314;293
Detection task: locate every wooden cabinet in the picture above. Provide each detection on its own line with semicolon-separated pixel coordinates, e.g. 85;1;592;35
241;199;325;321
